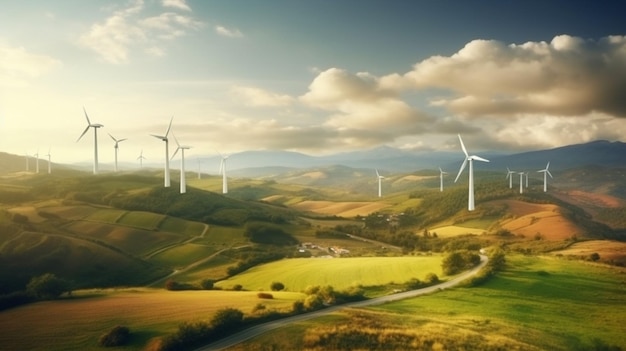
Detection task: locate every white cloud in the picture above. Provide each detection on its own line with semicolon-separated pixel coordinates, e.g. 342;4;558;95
215;25;243;38
162;0;191;11
231;86;294;107
0;42;62;87
79;0;203;63
398;35;626;118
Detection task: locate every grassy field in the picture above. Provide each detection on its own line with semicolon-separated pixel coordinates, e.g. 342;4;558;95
430;225;487;238
0;289;305;351
149;243;218;268
117;211;166;230
232;255;626;351
214;256;443;292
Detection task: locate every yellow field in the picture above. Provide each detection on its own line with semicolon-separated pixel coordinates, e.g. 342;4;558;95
6;206;47;223
0;289;305;351
430;225;486;238
551;240;626;262
291;200;391;217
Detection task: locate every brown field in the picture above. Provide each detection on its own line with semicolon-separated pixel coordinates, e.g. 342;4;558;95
561;190;623;208
491;200;583;240
291;200;390;217
551;240;626;264
0;289;304;351
7;206;47;223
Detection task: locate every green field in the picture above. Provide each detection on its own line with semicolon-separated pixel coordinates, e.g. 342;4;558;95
233;255;626;351
84;208;127;224
158;216;206;236
0;289;305;351
117;211;166;230
215;256;443;292
150;243;218;268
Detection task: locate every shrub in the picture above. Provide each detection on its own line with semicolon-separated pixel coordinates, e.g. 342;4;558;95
270;281;285;291
200;279;214;290
257;292;274;299
232;284;243;291
424;272;439;284
98;325;130;347
211;308;244;333
26;273;70;300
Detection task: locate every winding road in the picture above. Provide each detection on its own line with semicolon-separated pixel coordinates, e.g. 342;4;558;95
195;254;489;351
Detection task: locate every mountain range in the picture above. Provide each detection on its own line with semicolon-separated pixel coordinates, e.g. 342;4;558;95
1;140;624;177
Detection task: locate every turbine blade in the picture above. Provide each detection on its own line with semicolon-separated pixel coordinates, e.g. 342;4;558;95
458;134;468;157
119;138;127;143
546;162;550;170
151;134;165;140
83;106;91;125
108;133;117;142
454;159;468;183
77;125;90;142
165;116;174;137
547;170;553;178
472;155;490;162
219;159;224;174
171;147;180;160
376;169;380;177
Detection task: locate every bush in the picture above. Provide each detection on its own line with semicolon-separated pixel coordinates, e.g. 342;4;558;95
442;250;480;275
99;325;130;347
257;292;274;299
270;281;285;291
211;308;244;333
424;272;439;284
26;273;70;300
200;279;214;290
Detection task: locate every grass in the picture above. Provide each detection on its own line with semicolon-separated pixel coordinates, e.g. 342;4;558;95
117;211;166;230
232;254;626;351
84;208;127;224
150;243;218;268
430;225;486;238
215;256;443;292
0;288;305;351
158;217;205;237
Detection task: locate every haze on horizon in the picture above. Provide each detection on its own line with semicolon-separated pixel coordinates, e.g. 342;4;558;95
1;0;626;165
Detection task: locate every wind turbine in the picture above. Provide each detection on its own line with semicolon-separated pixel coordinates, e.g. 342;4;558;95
197;158;202;179
454;134;490;211
218;152;230;194
537;162;553;192
108;133;127;172
150;117;174;187
137;150;146;168
171;133;191;194
518;172;525;194
525;172;529;188
77;107;104;175
34;149;40;173
376;169;385;197
439;167;448;192
45;148;51;174
506;167;515;188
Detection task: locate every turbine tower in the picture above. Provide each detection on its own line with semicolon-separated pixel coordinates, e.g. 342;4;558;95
150;117;174;187
108;133;127;173
137;150;146;168
439;167;448;192
518;172;525;194
77;107;104;175
537;162;553;192
34;149;40;174
454;134;490;211
45;148;51;174
25;152;30;172
506;167;515;188
376;169;385;197
218;152;230;194
171;133;191;194
525;172;529;188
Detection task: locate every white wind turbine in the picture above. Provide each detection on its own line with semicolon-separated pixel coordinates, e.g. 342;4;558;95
518;172;525;194
376;169;385;197
506;167;515;188
218;152;230;194
439;167;448;192
150;117;174;187
34;149;40;174
537;162;553;192
45;148;51;174
525;172;529;188
454;134;490;211
77;107;104;175
108;133;127;173
171;133;191;194
137;150;146;168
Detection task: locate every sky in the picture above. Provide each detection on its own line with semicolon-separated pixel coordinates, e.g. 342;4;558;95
1;0;626;167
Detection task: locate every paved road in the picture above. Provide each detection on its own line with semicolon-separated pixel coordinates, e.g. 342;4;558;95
195;254;489;351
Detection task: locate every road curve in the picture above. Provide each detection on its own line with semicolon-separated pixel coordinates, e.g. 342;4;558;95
195;255;489;351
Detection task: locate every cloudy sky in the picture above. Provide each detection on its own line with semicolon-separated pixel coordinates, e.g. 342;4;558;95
1;0;625;165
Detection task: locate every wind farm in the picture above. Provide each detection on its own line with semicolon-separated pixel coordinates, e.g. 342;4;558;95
2;2;625;350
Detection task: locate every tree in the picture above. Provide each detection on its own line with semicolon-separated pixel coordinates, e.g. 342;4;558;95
270;281;285;291
589;252;601;262
210;308;244;333
98;325;130;347
201;279;214;290
26;273;70;299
